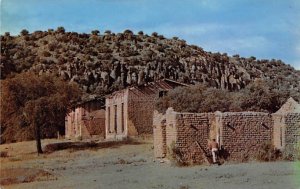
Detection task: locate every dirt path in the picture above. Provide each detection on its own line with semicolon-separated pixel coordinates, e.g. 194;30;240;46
1;139;299;189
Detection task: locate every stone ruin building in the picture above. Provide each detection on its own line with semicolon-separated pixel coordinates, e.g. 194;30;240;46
153;98;300;164
64;78;300;164
105;79;188;140
273;97;300;158
65;79;187;140
65;97;105;140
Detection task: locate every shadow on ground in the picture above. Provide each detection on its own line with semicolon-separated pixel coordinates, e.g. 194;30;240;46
43;139;143;153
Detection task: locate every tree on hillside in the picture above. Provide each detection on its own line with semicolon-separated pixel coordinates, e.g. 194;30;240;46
1;72;81;154
91;30;100;35
20;29;29;36
238;79;298;112
56;26;65;34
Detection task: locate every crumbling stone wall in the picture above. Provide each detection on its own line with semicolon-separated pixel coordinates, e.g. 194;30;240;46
220;112;273;161
273;114;285;150
154;109;276;163
65;101;105;140
83;109;105;138
284;113;300;159
106;79;185;140
153;110;167;158
128;87;157;135
154;108;214;164
154;99;300;163
174;112;214;164
105;89;129;140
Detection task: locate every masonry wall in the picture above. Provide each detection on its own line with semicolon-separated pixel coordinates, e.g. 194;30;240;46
220;112;273;161
65;111;75;138
173;112;214;164
153;110;167;158
273;114;285;150
65;101;105;140
127;87;157;135
105;89;129;140
165;108;177;150
65;108;82;139
284;113;300;159
154;109;278;163
82;107;106;139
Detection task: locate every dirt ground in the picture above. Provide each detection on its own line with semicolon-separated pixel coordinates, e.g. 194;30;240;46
0;138;299;189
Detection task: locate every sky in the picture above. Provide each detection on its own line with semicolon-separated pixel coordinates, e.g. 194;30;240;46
1;0;300;70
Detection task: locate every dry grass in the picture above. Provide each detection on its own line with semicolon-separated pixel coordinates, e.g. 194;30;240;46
0;168;56;185
0;151;9;157
255;142;282;162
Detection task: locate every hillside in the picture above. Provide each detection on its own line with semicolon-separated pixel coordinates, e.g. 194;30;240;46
1;28;299;96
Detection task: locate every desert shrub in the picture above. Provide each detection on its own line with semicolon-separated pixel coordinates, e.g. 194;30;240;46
42;50;51;57
156;79;297;114
104;30;111;35
152;32;158;37
283;143;300;161
167;141;188;166
91;30;100;35
179;185;190;189
0;151;9;158
255;142;281;161
123;29;133;35
20;29;29;36
56;26;65;34
48;43;57;51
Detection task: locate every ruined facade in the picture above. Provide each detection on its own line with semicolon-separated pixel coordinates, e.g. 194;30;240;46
65;98;106;140
105;79;187;140
273;97;300;158
154;98;300;163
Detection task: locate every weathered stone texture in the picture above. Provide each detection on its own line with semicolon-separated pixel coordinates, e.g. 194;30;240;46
174;112;214;164
106;79;187;140
65;100;105;139
154;109;281;163
220;112;273;160
153;110;166;158
105;89;128;140
284;113;300;158
128;88;157;134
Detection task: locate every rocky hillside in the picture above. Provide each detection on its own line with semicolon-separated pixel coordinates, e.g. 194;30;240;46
1;28;300;95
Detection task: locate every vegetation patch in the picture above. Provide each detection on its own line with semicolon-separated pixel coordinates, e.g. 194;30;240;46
0;168;56;185
255;142;282;162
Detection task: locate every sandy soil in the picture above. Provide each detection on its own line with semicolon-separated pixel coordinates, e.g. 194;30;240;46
0;138;299;189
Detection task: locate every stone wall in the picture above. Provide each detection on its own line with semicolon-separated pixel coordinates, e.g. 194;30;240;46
82;109;106;139
273;114;285;150
153;110;166;158
105;89;129;140
174;112;214;164
128;87;157;135
153;108;214;164
65;101;105;140
106;80;185;140
220;112;273;161
284;113;300;159
154;109;277;163
165;108;177;150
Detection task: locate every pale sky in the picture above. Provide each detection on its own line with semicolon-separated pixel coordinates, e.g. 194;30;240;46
1;0;300;69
